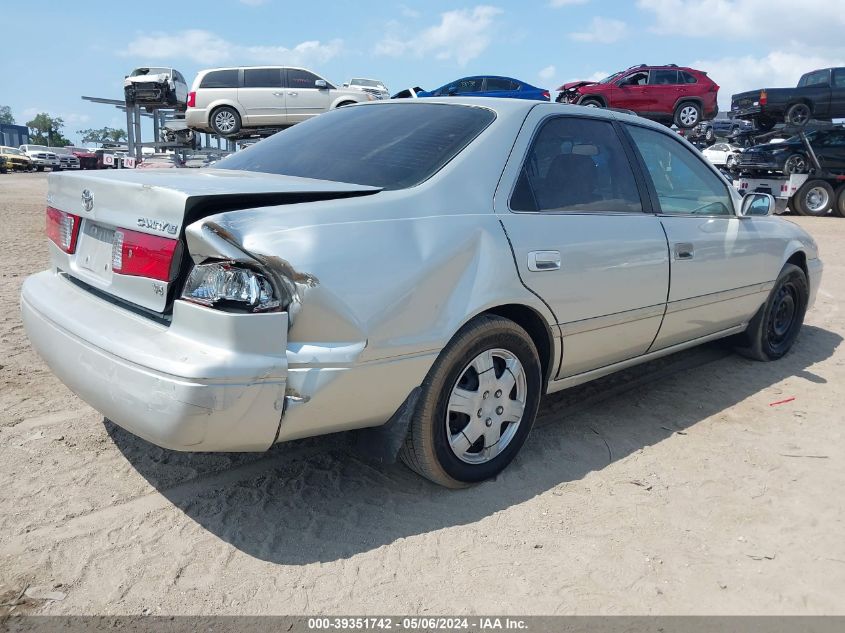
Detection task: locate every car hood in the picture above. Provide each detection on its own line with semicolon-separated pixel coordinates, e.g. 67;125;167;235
557;80;598;91
124;74;170;85
746;141;795;153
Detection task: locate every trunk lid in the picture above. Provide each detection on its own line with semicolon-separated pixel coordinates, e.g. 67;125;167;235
47;169;380;314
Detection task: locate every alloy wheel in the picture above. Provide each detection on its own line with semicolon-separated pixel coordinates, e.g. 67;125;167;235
679;106;699;127
805;186;830;213
214;111;237;133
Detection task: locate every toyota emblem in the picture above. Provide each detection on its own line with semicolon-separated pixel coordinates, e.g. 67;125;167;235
81;189;94;212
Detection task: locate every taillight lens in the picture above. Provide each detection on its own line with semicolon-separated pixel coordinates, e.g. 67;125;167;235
760;89;768;106
187;91;196;108
111;228;179;282
46;207;81;253
542;90;550;101
181;262;282;313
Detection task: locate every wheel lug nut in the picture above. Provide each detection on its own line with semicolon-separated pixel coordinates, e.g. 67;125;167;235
477;409;483;418
496;406;504;415
483;391;490;399
495;390;502;398
485;418;493;427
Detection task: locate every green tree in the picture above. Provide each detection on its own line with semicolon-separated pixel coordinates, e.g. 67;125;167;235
0;105;14;124
26;112;71;146
77;126;128;145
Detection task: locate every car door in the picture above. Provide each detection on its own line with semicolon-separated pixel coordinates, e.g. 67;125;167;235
623;123;784;350
238;68;285;126
815;129;845;171
285;69;331;123
496;111;670;378
648;69;681;117
483;77;518;98
831;68;845;118
610;70;652;111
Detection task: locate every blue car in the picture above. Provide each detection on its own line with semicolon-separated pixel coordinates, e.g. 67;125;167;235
418;76;550;101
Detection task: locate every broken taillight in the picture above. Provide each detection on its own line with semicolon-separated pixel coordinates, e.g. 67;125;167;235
46;207;81;253
111;228;180;282
186;91;196;108
760;90;768;106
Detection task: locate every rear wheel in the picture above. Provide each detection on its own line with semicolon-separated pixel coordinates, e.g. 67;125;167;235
754;116;776;132
785;102;811;127
736;264;808;361
400;315;542;487
783;154;808;176
704;126;715;142
794;179;834;216
210;106;241;136
674;102;701;128
833;184;845;218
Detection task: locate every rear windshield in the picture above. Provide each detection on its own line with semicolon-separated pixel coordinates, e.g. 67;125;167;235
216;103;496;190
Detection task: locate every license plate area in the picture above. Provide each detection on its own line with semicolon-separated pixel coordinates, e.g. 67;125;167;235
77;221;116;282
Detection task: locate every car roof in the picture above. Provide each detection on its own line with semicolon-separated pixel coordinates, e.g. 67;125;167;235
198;65;312;73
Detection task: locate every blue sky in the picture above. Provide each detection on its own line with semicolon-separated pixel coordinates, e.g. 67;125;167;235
2;0;843;144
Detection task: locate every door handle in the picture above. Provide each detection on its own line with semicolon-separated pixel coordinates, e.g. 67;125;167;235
272;92;284;96
527;251;561;271
288;92;298;96
674;243;694;260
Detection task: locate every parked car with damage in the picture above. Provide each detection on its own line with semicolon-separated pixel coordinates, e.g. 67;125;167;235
186;66;374;136
557;64;719;129
19;145;60;171
0;146;33;171
21;98;821;487
343;78;390;100
690;117;753;142
418;76;550;101
736;127;845;176
702;142;743;170
730;67;845;131
124;67;189;111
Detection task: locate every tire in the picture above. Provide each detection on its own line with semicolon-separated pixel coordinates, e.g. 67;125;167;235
754;117;776;132
785;102;811;127
736;264;808;361
783;153;808;176
726;154;738;171
579;98;604;108
36;166;44;172
833;184;845;218
704;126;715;142
399;315;542;487
674;102;702;128
793;179;834;216
335;101;356;108
210;106;241;136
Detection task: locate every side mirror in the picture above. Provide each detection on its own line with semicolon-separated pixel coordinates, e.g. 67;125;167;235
315;79;328;89
739;192;775;217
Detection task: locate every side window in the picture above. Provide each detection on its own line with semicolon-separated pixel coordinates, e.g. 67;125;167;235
620;71;649;87
834;69;845;88
626;124;733;216
679;71;698;84
799;70;830;87
651;70;679;85
199;69;239;89
172;71;185;83
286;69;320;88
510;117;643;214
456;77;483;93
243;68;282;88
820;132;845;147
486;77;514;92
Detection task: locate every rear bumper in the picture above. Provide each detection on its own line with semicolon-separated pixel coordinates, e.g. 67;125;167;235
21;270;288;451
185;108;210;131
730;105;763;119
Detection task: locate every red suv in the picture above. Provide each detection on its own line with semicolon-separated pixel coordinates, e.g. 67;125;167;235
556;64;719;129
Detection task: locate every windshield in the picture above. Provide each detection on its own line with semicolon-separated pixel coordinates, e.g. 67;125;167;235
351;78;382;87
216;103;496;190
130;67;170;77
598;72;623;84
2;148;23;155
25;145;49;152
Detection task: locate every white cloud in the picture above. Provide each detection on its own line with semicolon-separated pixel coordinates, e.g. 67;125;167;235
375;5;503;67
121;30;342;67
692;50;845;109
549;0;589;6
538;65;556;81
569;17;627;43
637;0;845;40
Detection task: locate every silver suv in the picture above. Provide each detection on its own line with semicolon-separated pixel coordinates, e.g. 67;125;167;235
186;66;374;136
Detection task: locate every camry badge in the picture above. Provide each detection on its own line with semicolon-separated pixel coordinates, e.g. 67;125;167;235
81;189;94;212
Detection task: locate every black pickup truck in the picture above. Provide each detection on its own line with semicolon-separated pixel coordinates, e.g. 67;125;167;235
730;67;845;131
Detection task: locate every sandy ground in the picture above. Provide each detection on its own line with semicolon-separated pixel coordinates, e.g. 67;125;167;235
0;172;843;616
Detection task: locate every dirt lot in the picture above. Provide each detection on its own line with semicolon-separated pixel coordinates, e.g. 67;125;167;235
1;172;843;616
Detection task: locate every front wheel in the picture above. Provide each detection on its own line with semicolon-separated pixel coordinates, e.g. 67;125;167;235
579;98;604;108
783;154;808;176
674;102;702;128
737;264;808;361
400;315;542;487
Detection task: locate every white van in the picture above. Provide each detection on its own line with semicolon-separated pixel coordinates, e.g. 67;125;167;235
185;66;374;136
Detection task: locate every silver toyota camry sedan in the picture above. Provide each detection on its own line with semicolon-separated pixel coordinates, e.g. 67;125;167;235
21;98;822;487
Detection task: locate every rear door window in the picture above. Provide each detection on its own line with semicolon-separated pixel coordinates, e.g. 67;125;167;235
510;116;644;213
626;124;733;216
200;69;239;89
651;70;680;85
485;77;517;92
243;68;283;88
